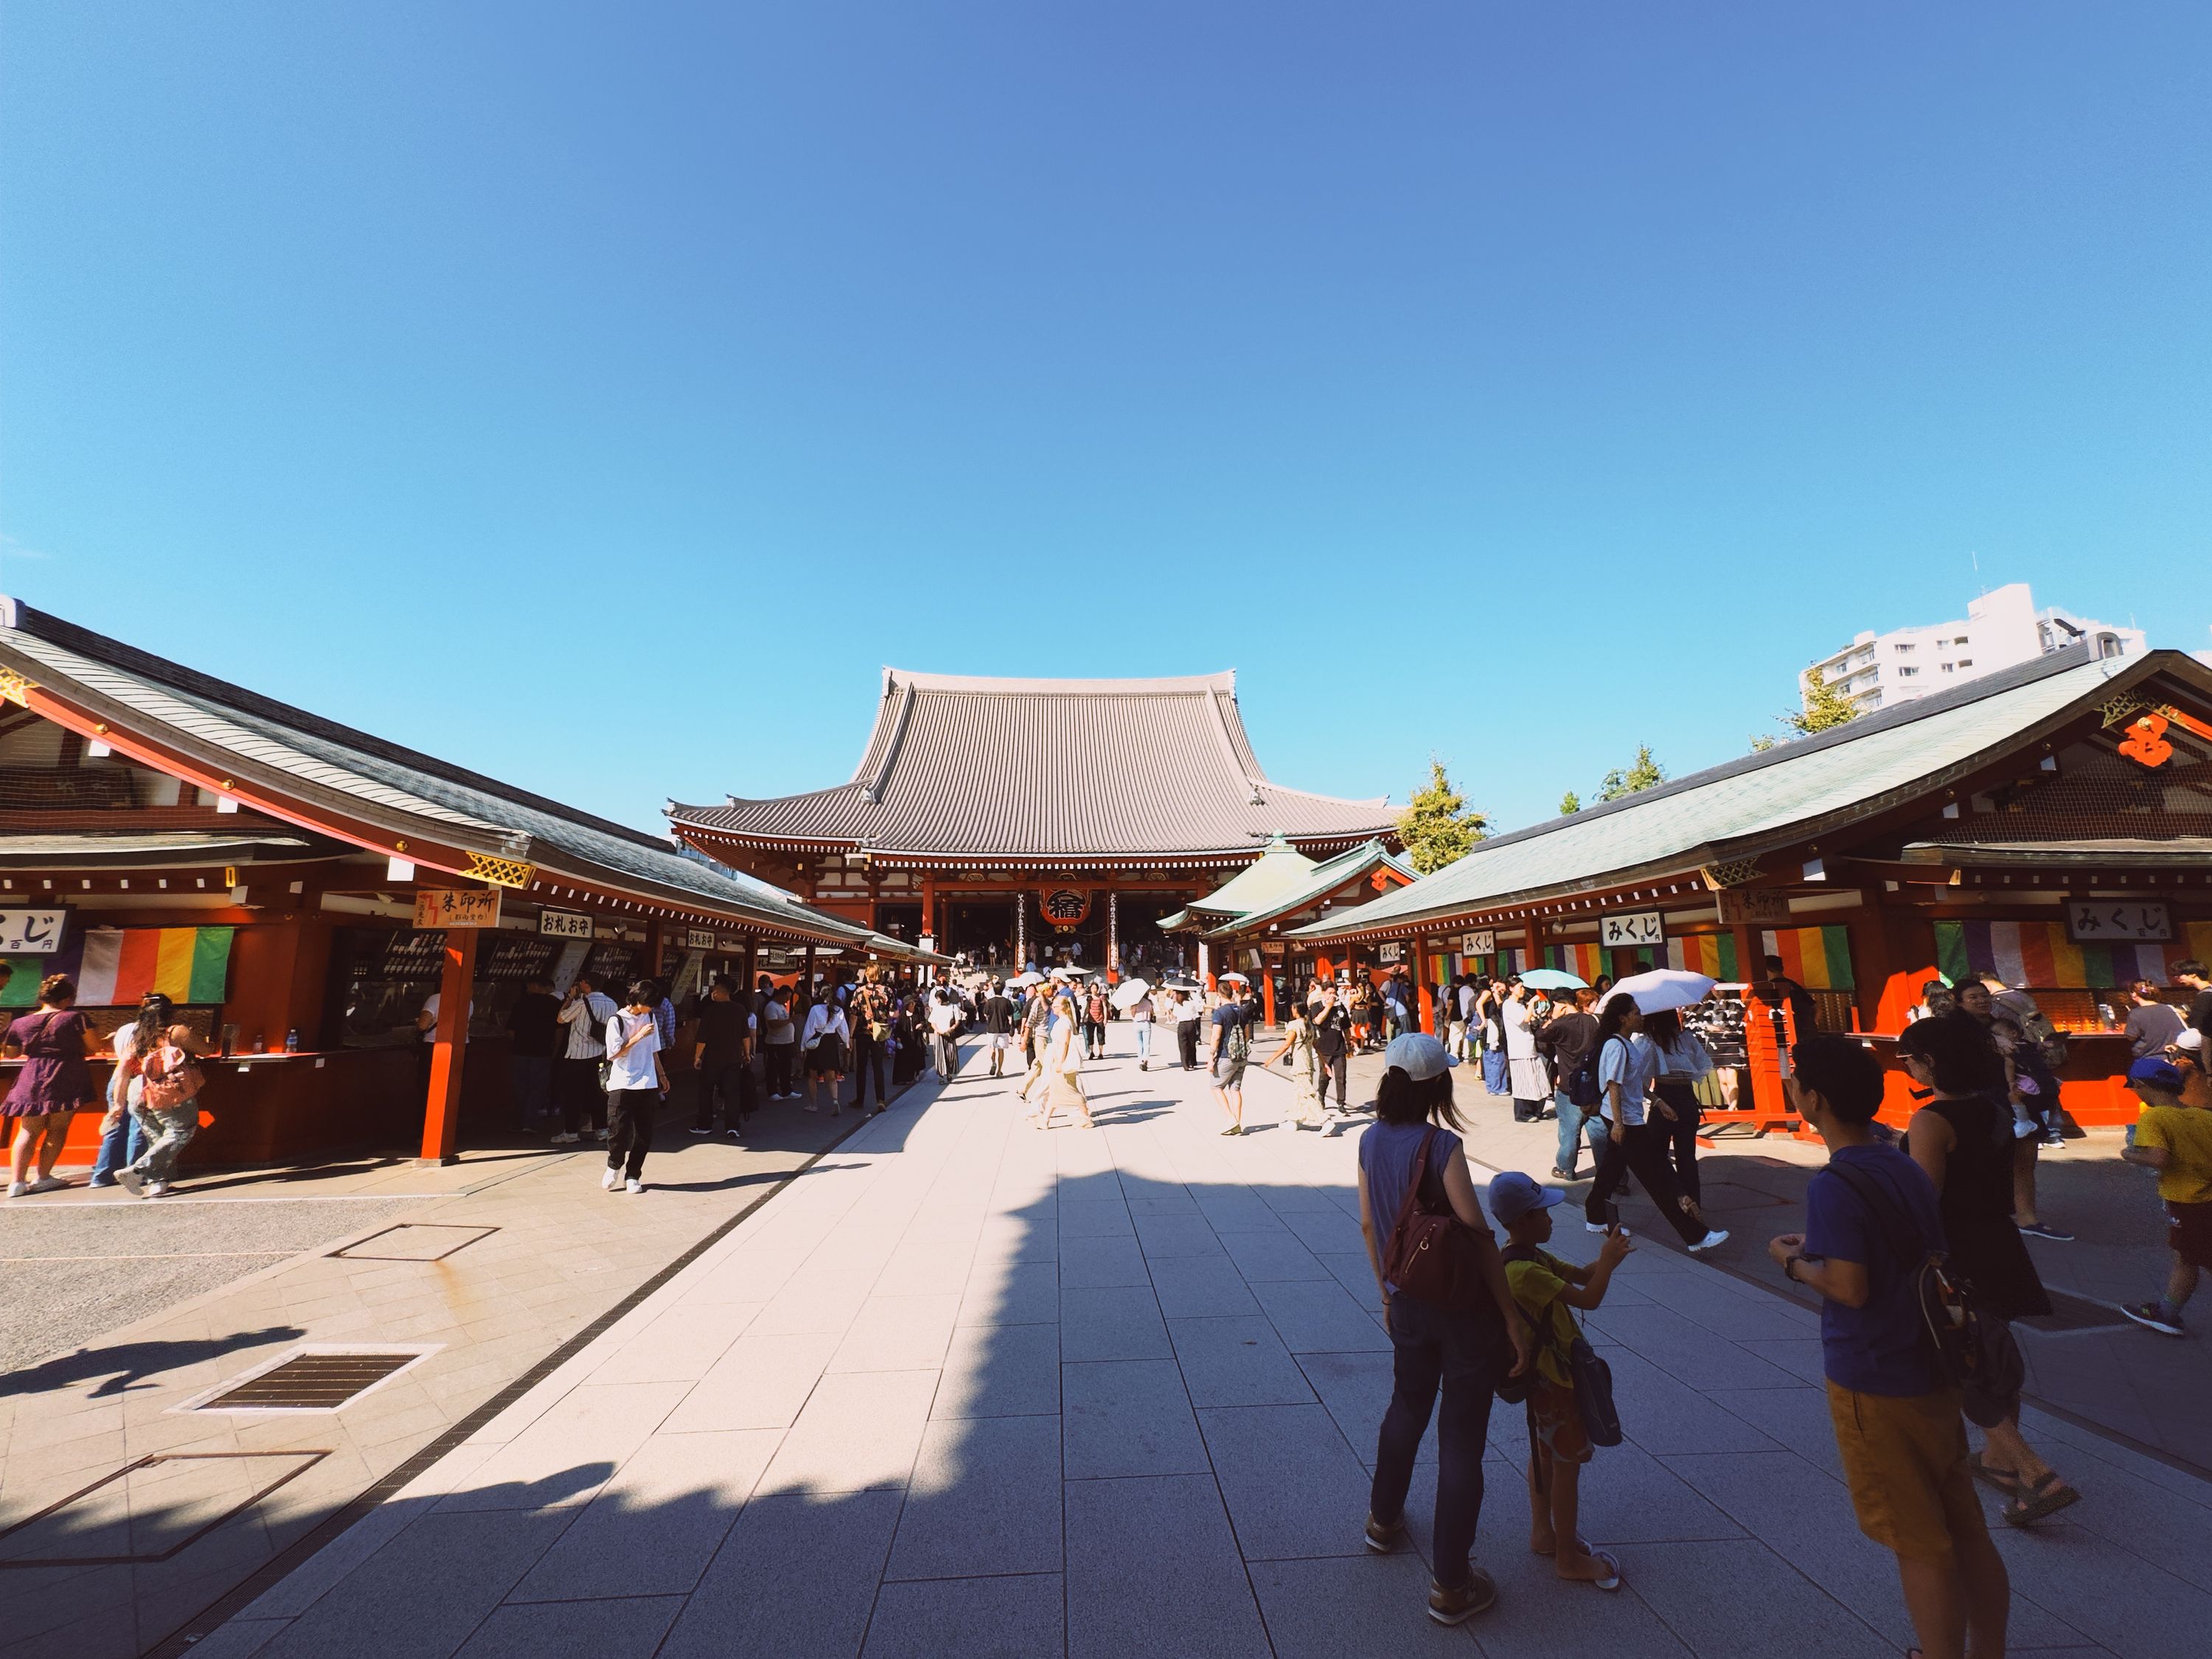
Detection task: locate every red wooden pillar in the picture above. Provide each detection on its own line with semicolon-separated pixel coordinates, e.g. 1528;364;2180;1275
1262;964;1277;1027
922;874;938;947
1416;940;1435;1033
419;925;478;1166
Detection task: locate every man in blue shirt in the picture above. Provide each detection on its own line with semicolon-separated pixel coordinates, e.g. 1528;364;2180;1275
1769;1036;2008;1659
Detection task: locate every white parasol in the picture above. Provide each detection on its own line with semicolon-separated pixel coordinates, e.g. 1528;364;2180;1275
1110;977;1152;1011
1604;969;1717;1013
1009;971;1047;988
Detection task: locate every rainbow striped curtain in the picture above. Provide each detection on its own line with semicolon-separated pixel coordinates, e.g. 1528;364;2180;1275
1;926;235;1008
1761;925;1855;990
1665;933;1740;979
1541;942;1607;982
1933;919;2209;990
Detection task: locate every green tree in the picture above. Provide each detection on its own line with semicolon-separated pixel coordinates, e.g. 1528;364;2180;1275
1596;745;1666;801
1558;790;1582;815
1787;666;1863;736
1397;759;1489;874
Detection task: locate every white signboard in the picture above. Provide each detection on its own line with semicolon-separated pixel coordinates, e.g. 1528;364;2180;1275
0;911;68;955
2066;901;2169;943
414;888;501;930
1599;911;1664;950
1377;942;1403;964
539;908;594;939
1461;930;1495;956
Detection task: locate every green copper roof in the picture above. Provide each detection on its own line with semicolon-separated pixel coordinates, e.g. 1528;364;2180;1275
1292;647;2194;942
1181;835;1322;915
1201;839;1416;938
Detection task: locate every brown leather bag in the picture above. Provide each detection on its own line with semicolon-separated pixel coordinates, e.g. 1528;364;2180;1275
1380;1126;1485;1309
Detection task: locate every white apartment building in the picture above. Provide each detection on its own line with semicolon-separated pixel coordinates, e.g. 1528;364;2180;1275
1807;582;2144;714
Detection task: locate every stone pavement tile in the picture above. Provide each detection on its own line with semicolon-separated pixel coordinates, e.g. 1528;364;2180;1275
935;1319;1060;1419
1133;1213;1229;1259
1057;1236;1147;1288
1635;1275;1820;1343
657;1488;902;1659
255;1509;572;1659
872;1242;978;1297
978;1217;1057;1263
1167;1315;1318;1408
1059;1198;1135;1239
1601;1350;1784;1456
1198;1402;1371;1558
860;1571;1065;1659
1298;1349;1406;1469
1127;1192;1203;1218
508;1428;780;1600
439;1381;690;1512
1993;1521;2212;1659
1318;1248;1384;1301
586;1300;761;1385
758;1368;936;1494
1251;1276;1390;1353
1276;1207;1368;1256
1663;1448;2088;1654
1444;1543;1697;1659
678;1248;805;1304
830;1294;961;1373
454;1596;683;1658
1618;1538;1896;1659
1059;1284;1170;1362
1219;1226;1332;1282
1542;1444;1747;1547
1189;1190;1293;1233
185;1618;291;1659
1147;1253;1264;1318
1246;1554;1478;1658
1061;1359;1208;1479
1582;1304;1802;1391
1064;1473;1272;1659
659;1327;838;1433
960;1258;1060;1326
1703;1386;1847;1480
2008;1442;2212;1595
1731;1336;1829;1387
747;1274;871;1337
886;1413;1062;1580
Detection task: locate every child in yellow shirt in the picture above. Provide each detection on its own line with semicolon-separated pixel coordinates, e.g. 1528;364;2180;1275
2120;1056;2212;1338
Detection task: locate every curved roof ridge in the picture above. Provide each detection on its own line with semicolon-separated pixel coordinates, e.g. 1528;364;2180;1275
884;669;1237;696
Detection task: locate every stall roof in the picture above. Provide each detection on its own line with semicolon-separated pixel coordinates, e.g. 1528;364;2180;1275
1292;644;2211;942
670;669;1397;861
1160;835;1324;930
1200;839;1416;940
0;597;870;946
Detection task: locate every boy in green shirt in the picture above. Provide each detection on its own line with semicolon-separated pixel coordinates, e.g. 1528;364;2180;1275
1490;1169;1632;1592
2120;1055;2212;1337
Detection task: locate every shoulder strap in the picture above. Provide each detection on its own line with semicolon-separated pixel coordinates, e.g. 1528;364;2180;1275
1391;1126;1440;1238
1825;1158;1931;1271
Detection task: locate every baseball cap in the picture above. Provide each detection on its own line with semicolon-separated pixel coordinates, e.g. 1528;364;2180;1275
1486;1170;1565;1227
2176;1028;2204;1053
2128;1056;2185;1094
1382;1032;1455;1081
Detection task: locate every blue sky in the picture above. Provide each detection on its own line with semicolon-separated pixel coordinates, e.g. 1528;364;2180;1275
4;4;2207;838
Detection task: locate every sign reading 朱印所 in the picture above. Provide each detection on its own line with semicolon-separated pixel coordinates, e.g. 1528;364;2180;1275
1599;911;1664;951
414;888;502;931
0;911;69;955
2066;902;2169;942
539;908;594;939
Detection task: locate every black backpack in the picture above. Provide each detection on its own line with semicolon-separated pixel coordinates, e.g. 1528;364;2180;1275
1825;1161;2023;1428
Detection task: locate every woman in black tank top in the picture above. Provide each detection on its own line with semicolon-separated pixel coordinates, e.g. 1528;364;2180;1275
1899;1019;2079;1528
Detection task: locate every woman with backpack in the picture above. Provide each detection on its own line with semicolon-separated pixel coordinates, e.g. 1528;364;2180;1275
1896;1017;2081;1528
1582;995;1730;1253
5;975;100;1196
1355;1033;1533;1625
1082;982;1109;1062
800;990;850;1115
115;1009;208;1198
1535;989;1604;1180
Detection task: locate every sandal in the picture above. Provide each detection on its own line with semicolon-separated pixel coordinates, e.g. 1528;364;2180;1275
1557;1548;1621;1591
1965;1451;2017;1495
2003;1470;2081;1526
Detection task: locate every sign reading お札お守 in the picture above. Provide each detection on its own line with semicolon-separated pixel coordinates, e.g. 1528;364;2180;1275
0;911;68;955
414;889;503;930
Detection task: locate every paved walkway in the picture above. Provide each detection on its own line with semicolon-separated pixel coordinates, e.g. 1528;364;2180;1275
180;1039;2208;1659
0;1082;908;1659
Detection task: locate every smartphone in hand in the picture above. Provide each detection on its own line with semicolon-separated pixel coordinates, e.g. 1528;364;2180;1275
1603;1199;1621;1232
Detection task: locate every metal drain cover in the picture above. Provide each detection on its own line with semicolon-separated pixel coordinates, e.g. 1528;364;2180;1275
330;1222;498;1262
175;1345;440;1415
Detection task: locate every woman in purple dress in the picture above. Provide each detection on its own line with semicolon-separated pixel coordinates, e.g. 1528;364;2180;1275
5;974;99;1196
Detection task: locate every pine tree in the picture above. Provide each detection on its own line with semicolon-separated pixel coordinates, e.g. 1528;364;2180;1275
1397;760;1489;874
1558;790;1582;815
1596;745;1666;801
1788;666;1862;736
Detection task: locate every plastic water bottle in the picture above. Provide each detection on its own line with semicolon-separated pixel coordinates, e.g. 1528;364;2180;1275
284;1027;301;1053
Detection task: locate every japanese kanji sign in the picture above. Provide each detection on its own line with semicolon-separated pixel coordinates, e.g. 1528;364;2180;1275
1599;911;1665;950
414;888;502;930
539;908;594;939
1461;931;1495;956
2065;902;2168;943
0;910;68;955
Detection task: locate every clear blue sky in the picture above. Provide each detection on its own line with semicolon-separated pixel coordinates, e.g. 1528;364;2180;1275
4;4;2208;838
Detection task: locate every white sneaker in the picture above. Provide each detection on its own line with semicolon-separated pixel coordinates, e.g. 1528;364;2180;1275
145;1180;170;1197
5;1181;25;1198
1688;1229;1730;1253
601;1166;621;1191
28;1176;68;1194
117;1168;147;1197
625;1179;644;1194
549;1132;579;1144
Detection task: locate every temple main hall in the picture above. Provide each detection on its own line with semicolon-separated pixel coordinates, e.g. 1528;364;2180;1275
668;669;1399;975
